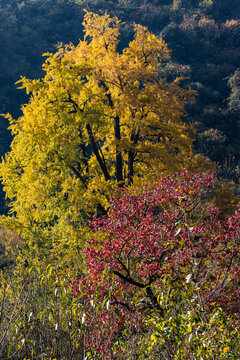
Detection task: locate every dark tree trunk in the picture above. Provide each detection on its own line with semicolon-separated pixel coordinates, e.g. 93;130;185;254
86;124;110;181
100;80;123;185
127;130;140;185
114;115;123;185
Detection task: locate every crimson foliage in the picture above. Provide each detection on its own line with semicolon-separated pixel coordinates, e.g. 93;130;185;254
72;171;240;358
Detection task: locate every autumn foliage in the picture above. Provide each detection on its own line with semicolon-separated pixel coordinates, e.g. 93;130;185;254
0;11;198;245
0;9;239;360
72;171;240;358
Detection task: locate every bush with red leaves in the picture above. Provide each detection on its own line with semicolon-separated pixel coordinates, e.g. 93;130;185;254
72;171;240;358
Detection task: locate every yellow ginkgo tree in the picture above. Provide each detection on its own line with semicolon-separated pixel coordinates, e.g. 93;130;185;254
0;11;198;248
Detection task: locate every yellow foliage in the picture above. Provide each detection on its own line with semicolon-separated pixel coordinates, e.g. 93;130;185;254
0;11;200;249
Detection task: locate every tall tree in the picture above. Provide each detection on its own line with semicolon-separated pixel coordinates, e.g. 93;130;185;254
0;11;197;245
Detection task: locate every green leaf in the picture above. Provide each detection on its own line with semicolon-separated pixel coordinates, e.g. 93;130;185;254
179;238;185;247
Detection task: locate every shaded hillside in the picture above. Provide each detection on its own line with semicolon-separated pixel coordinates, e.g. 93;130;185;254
0;0;85;153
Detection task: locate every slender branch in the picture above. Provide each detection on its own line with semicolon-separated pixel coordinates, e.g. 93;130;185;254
63;91;83;112
114;256;130;277
113;270;164;316
97;141;108;174
69;166;87;187
86;124;110;181
113;270;146;289
127;130;140;185
111;295;135;313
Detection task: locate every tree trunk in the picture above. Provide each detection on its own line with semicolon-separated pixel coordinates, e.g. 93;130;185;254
86;124;110;181
100;80;123;185
114;115;123;185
